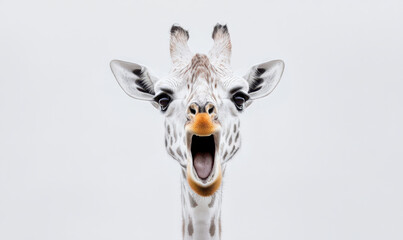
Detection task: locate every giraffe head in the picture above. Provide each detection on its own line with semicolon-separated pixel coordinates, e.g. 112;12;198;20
110;24;284;197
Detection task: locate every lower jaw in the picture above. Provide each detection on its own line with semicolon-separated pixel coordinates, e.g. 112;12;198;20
186;162;222;197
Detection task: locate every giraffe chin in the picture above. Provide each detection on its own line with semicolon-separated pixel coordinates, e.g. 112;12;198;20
187;162;222;197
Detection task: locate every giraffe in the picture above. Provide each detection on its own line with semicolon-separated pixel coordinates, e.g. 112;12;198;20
110;24;284;240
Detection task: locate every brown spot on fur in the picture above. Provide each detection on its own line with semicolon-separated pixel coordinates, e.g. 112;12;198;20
189;193;198;208
235;132;239;142
209;217;216;236
182;218;185;239
176;147;183;159
168;147;175;157
188;218;194;236
230;145;236;154
173;125;177;140
230;146;239;159
223;151;228;160
228;136;232;145
208;194;216;208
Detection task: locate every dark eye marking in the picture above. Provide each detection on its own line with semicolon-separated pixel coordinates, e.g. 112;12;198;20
160;88;174;95
230;87;243;95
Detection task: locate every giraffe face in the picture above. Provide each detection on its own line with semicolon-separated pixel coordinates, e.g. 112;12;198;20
154;54;251;196
110;24;284;196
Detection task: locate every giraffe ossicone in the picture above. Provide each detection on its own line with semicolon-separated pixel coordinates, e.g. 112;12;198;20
110;24;284;240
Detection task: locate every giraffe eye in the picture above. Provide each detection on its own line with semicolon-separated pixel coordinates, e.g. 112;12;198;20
155;93;171;112
232;92;249;111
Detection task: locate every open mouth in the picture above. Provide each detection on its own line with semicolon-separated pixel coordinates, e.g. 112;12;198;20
191;135;216;180
184;113;222;196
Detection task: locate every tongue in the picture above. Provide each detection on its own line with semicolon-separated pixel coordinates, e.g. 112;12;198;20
193;152;213;179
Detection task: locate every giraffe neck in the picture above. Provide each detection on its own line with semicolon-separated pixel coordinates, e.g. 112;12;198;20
181;169;222;240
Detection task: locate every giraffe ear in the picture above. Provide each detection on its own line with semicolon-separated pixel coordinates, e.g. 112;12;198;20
110;60;158;101
244;60;285;100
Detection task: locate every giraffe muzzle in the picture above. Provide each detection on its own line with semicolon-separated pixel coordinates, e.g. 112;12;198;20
185;113;222;196
186;112;217;136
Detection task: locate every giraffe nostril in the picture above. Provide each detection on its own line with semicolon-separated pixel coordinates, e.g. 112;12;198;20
208;106;214;114
188;103;199;116
205;103;216;115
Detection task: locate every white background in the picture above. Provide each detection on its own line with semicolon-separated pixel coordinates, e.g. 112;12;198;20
1;0;402;239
